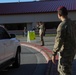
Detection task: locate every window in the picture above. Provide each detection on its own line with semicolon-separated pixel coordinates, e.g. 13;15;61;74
0;27;10;39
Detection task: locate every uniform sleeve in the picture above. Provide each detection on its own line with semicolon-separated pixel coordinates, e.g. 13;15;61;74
53;23;63;56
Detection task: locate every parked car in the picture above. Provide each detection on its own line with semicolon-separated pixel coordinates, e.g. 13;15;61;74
0;25;21;71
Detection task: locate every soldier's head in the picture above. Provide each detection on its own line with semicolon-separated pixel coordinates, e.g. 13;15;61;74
39;21;44;25
57;6;68;20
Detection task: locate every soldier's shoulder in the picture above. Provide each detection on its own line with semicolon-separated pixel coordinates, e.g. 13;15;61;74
60;21;66;26
58;21;65;29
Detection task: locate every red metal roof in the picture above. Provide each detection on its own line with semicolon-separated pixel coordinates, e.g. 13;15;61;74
0;0;76;15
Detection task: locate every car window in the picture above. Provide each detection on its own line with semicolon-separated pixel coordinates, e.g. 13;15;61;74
0;27;10;39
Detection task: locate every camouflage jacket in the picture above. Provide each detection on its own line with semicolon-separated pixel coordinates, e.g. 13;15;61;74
53;18;76;56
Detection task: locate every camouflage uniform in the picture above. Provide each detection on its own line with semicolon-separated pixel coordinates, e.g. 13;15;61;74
39;24;45;45
53;18;76;75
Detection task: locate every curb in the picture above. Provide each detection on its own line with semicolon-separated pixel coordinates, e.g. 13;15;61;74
21;42;52;75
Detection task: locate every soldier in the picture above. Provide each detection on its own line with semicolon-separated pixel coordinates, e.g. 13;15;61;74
23;27;27;37
37;22;45;46
51;6;76;75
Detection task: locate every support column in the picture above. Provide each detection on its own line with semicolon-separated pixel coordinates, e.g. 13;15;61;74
27;23;32;31
32;22;37;30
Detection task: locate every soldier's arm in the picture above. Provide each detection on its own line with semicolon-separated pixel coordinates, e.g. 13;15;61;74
52;23;63;56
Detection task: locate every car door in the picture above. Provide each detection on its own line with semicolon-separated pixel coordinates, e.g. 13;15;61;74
4;39;15;60
0;27;15;61
0;27;6;64
1;27;15;60
0;40;5;64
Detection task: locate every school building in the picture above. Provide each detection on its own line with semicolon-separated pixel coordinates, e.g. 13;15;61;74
0;0;76;34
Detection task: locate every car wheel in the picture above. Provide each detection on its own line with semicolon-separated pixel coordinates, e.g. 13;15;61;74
12;49;20;68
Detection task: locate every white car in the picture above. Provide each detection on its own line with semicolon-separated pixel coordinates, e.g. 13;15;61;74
0;26;21;71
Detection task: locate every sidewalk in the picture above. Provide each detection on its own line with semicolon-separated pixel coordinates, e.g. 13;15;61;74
18;36;76;75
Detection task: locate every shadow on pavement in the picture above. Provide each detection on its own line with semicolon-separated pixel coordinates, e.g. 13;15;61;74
0;63;48;75
72;59;76;75
49;59;76;75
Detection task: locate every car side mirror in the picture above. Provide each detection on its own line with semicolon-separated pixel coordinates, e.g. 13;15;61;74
10;34;16;38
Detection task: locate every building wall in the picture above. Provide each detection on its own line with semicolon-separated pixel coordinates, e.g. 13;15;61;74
0;11;76;34
0;13;57;24
0;12;76;24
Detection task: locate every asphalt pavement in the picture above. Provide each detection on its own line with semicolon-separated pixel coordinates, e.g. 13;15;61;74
17;35;76;75
21;46;47;75
0;45;47;75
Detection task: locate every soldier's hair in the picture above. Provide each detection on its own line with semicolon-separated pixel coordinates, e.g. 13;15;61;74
39;21;43;24
39;21;44;25
57;6;68;16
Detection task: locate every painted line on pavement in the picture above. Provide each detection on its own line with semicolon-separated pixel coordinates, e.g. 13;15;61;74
21;42;51;62
20;42;58;75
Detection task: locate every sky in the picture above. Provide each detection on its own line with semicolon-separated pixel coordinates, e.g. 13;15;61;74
0;0;39;3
